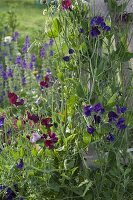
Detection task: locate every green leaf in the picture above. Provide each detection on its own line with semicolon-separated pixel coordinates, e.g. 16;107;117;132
65;134;76;144
82;181;92;197
31;148;38;156
121;52;133;62
76;82;85;98
16;119;22;129
20;147;24;157
57;71;64;82
47;18;62;38
107;93;117;106
83;132;91;144
78;179;89;187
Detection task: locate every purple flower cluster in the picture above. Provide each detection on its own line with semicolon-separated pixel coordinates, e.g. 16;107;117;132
16;159;24;169
108;105;127;130
90;16;111;37
21;35;30;53
15;54;36;70
21;76;26;86
83;103;127;142
63;48;74;62
79;27;84;33
0;117;4;128
12;32;19;42
0;66;13;81
39;38;54;59
84;103;104;135
0;184;24;200
40;47;45;58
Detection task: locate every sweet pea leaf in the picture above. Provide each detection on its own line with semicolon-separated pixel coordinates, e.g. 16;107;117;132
48;18;62;38
16;119;22;129
83;132;91;144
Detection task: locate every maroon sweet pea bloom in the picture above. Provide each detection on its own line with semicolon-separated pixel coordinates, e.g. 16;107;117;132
8;92;24;106
15;99;24;106
49;132;58;143
45;139;54;149
40;74;53;88
27;112;39;124
44;131;58;149
40;80;49;88
8;92;18;104
41;117;53;129
62;0;71;10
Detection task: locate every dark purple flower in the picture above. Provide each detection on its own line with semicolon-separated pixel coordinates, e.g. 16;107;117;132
27;112;39;124
49;38;54;46
106;133;115;142
50;50;54;56
0;117;4;128
90;16;104;27
21;77;26;86
25;35;30;47
63;56;70;62
3;52;8;57
94;115;101;124
7;68;13;78
116;105;126;114
87;126;95;134
116;118;127;130
100;22;106;29
93;103;104;113
102;25;111;31
29;62;33;70
69;48;74;54
22;59;27;69
83;105;93;117
0;184;6;191
6;187;16;200
44;43;49;49
15;56;22;65
16;159;24;169
31;54;36;62
46;68;51;74
40;47;45;58
1;71;8;80
121;106;126;113
79;27;84;33
36;74;41;81
108;111;118;122
12;32;19;41
21;45;27;53
90;27;100;37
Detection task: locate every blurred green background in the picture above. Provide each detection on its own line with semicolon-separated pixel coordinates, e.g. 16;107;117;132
0;0;47;42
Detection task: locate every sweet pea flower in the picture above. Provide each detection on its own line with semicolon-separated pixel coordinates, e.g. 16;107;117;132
30;132;41;143
0;117;4;128
8;92;24;106
62;0;72;10
16;159;24;169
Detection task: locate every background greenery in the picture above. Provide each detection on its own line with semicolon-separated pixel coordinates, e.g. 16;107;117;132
0;0;46;41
